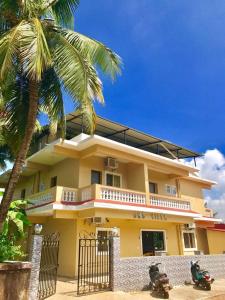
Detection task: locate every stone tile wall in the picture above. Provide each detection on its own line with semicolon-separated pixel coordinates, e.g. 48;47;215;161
111;237;225;292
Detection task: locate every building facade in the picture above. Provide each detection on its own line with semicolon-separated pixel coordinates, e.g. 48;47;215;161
0;114;223;278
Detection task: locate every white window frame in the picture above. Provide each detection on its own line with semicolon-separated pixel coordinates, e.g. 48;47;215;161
165;184;177;196
182;230;197;251
104;172;122;188
140;229;167;255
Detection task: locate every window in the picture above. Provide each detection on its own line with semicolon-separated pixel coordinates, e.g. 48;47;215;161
96;228;113;252
149;182;158;194
183;231;197;250
106;173;121;188
165;184;177;196
20;189;26;200
50;176;57;188
141;230;166;255
91;170;102;184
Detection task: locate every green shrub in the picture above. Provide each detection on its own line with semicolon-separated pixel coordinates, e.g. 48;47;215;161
0;200;31;262
0;235;25;262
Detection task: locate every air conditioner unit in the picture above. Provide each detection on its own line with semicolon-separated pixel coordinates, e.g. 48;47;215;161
104;157;118;170
86;217;106;225
184;223;196;230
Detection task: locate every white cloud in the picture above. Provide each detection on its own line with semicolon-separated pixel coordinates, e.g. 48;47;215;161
189;149;225;220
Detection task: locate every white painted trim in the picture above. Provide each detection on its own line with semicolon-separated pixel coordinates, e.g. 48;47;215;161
182;229;197;251
52;201;201;217
30;200;202;218
92;202;201;218
194;216;222;223
140;229;167;255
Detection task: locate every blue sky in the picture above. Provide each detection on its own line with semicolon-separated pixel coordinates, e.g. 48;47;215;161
66;0;225;154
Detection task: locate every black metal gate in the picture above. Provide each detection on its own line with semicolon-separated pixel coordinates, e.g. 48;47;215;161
38;233;60;300
77;238;112;295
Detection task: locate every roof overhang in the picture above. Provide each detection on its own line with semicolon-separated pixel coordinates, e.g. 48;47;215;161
194;216;222;223
26;133;199;173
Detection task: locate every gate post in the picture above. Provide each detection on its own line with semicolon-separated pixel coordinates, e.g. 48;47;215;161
28;234;43;300
110;236;120;291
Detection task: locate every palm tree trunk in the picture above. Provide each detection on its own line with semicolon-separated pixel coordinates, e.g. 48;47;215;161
0;80;39;232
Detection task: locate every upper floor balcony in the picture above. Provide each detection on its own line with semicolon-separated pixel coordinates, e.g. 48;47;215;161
26;184;192;213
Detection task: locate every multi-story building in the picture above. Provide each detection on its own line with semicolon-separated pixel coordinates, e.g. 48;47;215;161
0;113;223;278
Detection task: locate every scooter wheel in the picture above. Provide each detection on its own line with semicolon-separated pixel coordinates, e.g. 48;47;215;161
205;283;211;291
164;291;169;299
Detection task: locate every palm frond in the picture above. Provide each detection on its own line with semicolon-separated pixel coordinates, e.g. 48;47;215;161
20;19;52;81
52;32;104;132
40;68;66;138
61;29;122;80
0;21;24;80
51;0;79;28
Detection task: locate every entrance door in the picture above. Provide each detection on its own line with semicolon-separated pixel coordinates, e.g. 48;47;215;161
141;231;165;256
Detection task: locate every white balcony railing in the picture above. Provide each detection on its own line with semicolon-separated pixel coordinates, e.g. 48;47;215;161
100;186;146;205
27;186;78;208
27;188;55;208
149;193;191;211
81;186;92;202
62;187;78;203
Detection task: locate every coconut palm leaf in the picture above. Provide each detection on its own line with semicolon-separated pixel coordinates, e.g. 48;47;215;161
19;19;52;81
50;0;80;28
61;30;122;80
40;67;66;138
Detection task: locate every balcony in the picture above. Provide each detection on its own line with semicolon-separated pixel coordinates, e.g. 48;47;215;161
149;193;191;211
27;186;78;209
26;184;192;212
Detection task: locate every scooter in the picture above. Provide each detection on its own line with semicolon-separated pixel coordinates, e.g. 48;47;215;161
191;260;214;290
149;262;172;299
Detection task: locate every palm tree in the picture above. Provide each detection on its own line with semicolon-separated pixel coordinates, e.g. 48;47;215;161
0;0;121;230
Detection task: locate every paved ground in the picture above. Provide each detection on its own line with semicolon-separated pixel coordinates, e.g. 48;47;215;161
49;278;225;300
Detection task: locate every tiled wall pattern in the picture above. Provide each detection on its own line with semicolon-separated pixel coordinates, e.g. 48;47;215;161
111;237;225;292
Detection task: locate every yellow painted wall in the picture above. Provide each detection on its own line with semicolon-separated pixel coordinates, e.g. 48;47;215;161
196;228;209;254
78;156;128;189
14;158;79;199
42;218;77;277
148;170;176;195
76;218;180;257
14;175;35;199
39;158;79;191
179;179;205;214
207;230;225;254
127;163;147;192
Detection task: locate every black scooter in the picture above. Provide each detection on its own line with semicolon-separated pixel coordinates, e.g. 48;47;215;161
191;260;214;290
149;262;172;299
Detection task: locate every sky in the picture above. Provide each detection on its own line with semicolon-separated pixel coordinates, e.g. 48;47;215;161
70;0;225;218
73;0;225;153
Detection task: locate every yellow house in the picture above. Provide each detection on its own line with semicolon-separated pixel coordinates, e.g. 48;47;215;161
0;113;223;278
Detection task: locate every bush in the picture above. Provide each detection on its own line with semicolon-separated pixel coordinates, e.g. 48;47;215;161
0;235;25;262
0;200;31;262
